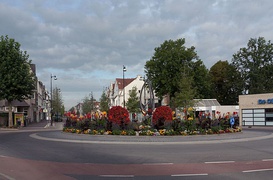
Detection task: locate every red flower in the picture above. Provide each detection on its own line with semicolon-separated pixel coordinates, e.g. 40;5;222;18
152;106;172;125
108;106;130;125
65;111;71;117
86;112;91;119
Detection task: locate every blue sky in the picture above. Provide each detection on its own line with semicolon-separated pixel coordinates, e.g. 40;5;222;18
1;0;273;110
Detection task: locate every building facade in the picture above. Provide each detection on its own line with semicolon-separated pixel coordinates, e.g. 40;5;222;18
0;64;49;126
109;75;145;108
239;93;273;126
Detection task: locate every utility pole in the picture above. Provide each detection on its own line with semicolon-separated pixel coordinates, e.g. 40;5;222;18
123;65;126;108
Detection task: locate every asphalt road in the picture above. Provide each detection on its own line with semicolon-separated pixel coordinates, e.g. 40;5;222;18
0;122;273;180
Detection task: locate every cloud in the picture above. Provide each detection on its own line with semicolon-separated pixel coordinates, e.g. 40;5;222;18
1;0;273;110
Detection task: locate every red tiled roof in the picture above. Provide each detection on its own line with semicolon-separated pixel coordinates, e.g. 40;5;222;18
116;78;135;89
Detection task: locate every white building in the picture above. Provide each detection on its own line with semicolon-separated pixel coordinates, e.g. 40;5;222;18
193;99;239;119
109;75;145;108
108;75;160;120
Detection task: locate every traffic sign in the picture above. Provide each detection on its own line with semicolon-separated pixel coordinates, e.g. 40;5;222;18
230;117;235;126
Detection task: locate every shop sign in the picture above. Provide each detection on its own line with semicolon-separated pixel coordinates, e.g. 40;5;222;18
258;98;273;104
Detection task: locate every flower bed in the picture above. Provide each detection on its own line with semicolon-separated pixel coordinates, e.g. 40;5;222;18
63;106;242;136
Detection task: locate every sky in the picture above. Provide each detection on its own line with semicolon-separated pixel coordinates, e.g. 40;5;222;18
1;0;273;110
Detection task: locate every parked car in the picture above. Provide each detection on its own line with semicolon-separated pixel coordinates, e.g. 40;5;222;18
53;114;63;122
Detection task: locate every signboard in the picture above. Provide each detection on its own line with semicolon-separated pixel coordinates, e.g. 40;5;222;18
230;117;235;127
14;113;24;126
258;98;273;104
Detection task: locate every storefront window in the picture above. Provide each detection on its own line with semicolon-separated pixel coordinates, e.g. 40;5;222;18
265;108;273;121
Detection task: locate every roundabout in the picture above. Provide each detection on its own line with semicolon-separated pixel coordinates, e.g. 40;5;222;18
0;125;273;179
30;129;273;145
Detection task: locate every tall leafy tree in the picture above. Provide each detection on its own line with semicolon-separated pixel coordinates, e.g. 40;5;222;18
232;37;273;94
174;74;196;109
0;35;36;127
99;91;109;112
145;38;199;108
126;86;140;114
192;60;212;99
209;60;243;105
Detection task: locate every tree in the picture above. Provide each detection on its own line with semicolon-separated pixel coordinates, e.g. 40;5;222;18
192;60;212;99
126;86;140;114
145;38;199;108
174;74;196;109
82;95;92;115
0;35;36;127
99;91;109;112
209;60;243;105
232;37;273;94
52;87;63;116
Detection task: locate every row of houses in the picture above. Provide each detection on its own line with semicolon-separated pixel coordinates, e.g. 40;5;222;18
0;64;51;127
73;75;152;117
106;75;273;127
3;68;269;127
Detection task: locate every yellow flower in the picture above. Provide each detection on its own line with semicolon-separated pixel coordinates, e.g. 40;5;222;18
188;107;193;112
121;131;127;135
102;111;107;116
188;117;193;121
76;129;81;134
159;129;166;135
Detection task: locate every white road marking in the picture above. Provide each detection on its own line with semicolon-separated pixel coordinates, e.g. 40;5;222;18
171;173;208;177
100;175;134;178
243;168;273;173
142;163;173;165
205;161;235;164
0;173;15;180
262;159;273;161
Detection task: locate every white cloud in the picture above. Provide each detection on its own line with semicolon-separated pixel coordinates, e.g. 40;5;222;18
1;0;273;110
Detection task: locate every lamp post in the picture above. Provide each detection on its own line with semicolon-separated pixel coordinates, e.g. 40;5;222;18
123;65;126;108
90;91;93;118
50;74;57;126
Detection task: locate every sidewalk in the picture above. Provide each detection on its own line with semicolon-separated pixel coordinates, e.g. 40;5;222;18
0;120;64;132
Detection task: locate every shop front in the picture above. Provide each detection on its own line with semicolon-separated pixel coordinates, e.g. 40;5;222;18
14;113;24;126
239;93;273;126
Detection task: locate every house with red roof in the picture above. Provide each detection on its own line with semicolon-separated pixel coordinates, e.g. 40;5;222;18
108;75;159;109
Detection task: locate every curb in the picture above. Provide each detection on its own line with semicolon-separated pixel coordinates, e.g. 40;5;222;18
29;132;273;145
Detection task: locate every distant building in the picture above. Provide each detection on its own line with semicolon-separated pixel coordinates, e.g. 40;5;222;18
0;64;49;126
108;75;159;108
193;99;239;120
239;93;273;126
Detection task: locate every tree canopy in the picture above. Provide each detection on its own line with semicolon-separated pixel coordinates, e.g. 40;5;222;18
192;59;212;99
99;90;109;112
145;38;199;108
82;93;95;115
232;37;273;94
126;86;140;114
209;60;243;105
52;87;64;115
0;35;36;127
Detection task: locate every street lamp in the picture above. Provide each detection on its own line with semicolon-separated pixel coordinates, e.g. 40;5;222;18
123;65;126;108
50;74;57;126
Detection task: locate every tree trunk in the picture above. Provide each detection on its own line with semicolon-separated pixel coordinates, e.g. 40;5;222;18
8;101;13;127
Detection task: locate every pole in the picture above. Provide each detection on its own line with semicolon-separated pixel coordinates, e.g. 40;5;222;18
50;74;57;126
123;65;126;108
50;74;53;126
